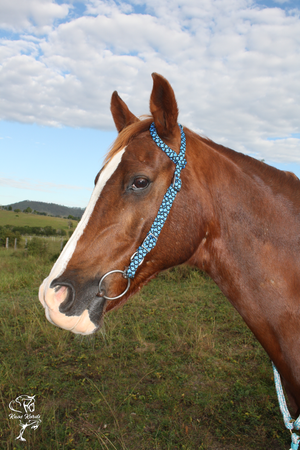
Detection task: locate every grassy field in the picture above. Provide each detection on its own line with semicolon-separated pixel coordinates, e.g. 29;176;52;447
0;209;77;230
0;246;290;450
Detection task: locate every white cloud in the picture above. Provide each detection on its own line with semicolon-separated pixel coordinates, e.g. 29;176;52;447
0;0;299;163
0;0;70;33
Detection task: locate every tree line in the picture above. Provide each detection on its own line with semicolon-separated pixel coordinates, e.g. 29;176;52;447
2;205;81;221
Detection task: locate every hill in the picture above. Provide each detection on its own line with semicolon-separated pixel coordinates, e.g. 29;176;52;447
0;209;78;230
3;200;85;218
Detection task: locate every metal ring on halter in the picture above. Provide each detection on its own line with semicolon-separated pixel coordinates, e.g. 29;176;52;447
98;270;131;301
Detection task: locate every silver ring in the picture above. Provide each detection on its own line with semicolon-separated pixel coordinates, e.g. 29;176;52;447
98;270;131;301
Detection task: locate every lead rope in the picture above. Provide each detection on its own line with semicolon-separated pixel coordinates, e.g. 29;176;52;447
272;363;300;450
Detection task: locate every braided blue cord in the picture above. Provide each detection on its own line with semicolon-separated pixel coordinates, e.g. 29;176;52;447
125;123;187;279
272;363;300;450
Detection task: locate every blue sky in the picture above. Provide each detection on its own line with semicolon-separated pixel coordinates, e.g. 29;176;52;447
1;0;299;208
0;121;117;207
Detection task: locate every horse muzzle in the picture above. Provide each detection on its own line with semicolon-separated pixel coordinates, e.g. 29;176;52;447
38;277;102;335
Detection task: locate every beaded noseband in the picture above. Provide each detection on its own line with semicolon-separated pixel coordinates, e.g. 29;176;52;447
98;122;187;300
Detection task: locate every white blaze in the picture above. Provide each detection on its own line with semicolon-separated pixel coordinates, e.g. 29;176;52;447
39;149;126;334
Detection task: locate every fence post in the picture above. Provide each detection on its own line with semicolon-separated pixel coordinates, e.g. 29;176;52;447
6;237;9;249
14;238;17;250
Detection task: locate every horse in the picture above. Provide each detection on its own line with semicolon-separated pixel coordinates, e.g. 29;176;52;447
39;73;300;438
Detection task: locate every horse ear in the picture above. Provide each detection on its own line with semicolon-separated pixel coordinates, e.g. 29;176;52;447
150;73;179;140
110;91;139;133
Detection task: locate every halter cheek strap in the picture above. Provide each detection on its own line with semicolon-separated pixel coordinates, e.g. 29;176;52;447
125;122;187;279
98;122;186;299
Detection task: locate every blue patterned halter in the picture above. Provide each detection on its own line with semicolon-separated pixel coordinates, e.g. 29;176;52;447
125;122;187;279
98;122;187;300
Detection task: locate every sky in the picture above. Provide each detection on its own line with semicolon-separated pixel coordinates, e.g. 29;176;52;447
0;0;299;208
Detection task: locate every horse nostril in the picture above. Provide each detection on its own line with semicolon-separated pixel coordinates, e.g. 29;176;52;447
50;279;75;313
59;286;75;313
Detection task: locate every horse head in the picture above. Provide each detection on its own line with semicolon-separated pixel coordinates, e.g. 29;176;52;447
39;74;203;335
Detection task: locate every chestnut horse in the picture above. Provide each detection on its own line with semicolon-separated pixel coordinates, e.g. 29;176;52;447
39;74;300;428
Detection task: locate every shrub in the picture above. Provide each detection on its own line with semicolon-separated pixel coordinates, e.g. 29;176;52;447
26;237;48;258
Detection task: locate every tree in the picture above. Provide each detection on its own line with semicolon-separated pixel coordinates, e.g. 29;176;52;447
23;207;32;213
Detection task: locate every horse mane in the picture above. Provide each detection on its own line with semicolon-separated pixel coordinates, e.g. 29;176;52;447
185;128;300;201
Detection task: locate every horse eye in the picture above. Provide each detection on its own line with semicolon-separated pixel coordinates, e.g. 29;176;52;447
132;177;149;190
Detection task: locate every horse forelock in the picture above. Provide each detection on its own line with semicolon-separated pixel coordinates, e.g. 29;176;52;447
104;116;153;166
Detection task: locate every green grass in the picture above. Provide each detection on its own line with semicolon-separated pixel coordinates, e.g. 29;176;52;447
0;248;290;449
0;209;77;230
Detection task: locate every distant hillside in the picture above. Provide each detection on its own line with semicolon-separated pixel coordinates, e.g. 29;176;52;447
3;201;85;218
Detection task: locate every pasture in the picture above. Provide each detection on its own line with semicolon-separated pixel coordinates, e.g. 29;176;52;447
0;209;77;230
0;245;289;449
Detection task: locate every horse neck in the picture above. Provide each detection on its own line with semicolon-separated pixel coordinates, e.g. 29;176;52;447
186;136;300;409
